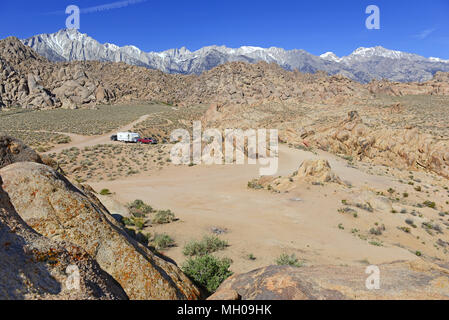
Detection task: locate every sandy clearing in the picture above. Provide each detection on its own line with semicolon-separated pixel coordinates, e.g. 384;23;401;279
90;144;419;273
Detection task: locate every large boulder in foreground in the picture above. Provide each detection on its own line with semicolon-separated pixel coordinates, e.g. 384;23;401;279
0;135;42;169
0;162;201;300
211;263;449;300
0;178;128;300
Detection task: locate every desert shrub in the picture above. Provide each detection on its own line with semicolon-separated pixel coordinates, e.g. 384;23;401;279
247;179;263;190
398;226;411;233
52;135;71;144
423;201;436;209
182;254;233;293
99;188;112;195
133;218;146;230
152;209;175;224
151;233;175;250
247;253;256;261
275;253;303;267
355;202;374;212
369;225;385;235
183;236;229;257
122;217;134;226
128;199;153;217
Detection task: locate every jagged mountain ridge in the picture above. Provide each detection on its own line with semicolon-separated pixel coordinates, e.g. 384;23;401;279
22;29;449;83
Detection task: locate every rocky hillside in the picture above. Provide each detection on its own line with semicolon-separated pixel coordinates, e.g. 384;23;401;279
2;36;449;111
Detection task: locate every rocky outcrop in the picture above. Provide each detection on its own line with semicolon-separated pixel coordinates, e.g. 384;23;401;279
253;159;342;193
0;38;59;109
368;72;449;96
212;262;449;300
0;178;128;300
0;37;104;110
295;159;342;184
309;111;449;179
0;162;201;300
0;135;42;169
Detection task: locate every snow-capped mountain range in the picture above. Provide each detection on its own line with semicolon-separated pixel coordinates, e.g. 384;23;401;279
22;29;449;83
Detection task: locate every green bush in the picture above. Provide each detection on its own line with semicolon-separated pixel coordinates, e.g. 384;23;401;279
423;201;436;209
183;236;229;257
151;233;175;250
133;218;146;230
122;217;134;226
99;188;112;195
182;254;233;293
152;209;176;224
276;253;303;267
127;199;153;217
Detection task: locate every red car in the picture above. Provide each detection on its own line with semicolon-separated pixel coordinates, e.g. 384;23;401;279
137;137;157;144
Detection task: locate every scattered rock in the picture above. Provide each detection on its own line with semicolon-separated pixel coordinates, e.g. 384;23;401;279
211;226;228;235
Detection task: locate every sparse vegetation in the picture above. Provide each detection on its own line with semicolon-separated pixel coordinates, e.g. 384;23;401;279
151;233;175;250
99;188;112;195
423;200;436;209
248;179;264;190
275;253;303;267
182;254;233;293
152;209;176;224
183;236;229;257
128;199;153;218
247;253;256;261
369;240;383;247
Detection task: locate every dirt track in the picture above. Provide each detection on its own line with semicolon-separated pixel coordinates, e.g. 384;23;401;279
44;114;150;154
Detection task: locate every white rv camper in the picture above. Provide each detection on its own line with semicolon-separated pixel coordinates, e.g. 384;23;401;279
117;132;140;143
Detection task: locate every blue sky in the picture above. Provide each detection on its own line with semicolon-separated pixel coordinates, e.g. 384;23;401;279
1;0;448;58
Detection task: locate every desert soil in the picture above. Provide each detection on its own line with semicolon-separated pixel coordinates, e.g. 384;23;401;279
89;144;448;273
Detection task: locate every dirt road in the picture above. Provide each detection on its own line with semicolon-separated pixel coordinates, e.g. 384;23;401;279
44;114;150;154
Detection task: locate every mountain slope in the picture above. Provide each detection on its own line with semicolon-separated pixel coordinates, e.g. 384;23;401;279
22;29;449;83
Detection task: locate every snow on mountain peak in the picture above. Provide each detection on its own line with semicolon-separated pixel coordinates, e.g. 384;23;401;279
21;29;449;82
320;52;341;62
347;46;423;61
104;43;120;51
429;57;449;63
